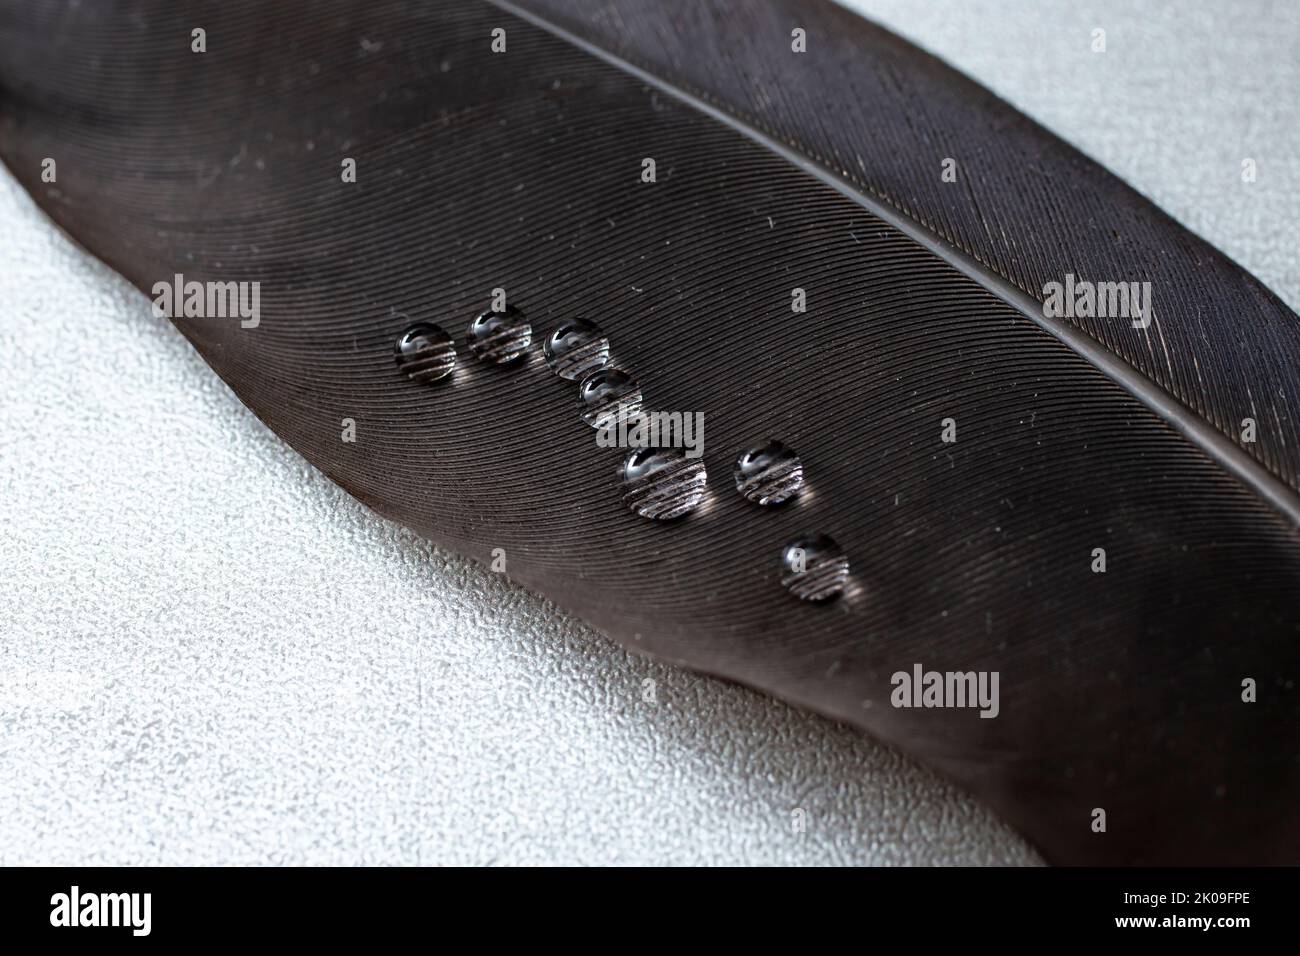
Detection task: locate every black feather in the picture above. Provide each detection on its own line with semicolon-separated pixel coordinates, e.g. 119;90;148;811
1;0;1297;864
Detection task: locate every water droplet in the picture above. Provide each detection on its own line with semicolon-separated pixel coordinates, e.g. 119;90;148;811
734;440;804;505
781;534;849;602
621;447;707;520
544;318;610;380
395;322;455;383
467;305;532;364
579;368;643;429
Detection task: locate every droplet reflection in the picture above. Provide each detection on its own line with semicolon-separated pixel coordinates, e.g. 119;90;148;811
780;534;849;602
579;368;643;429
734;440;804;505
395;322;456;384
544;318;610;380
467;305;532;364
621;447;707;520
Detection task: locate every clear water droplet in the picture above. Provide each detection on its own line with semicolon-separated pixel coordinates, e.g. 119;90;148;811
781;534;849;602
467;305;532;364
734;440;804;505
395;322;456;383
621;447;708;520
579;368;643;429
544;318;610;380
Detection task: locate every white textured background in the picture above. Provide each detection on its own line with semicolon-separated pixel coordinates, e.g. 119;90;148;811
2;0;1296;865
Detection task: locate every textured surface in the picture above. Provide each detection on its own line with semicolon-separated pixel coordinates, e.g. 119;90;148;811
0;0;1294;868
